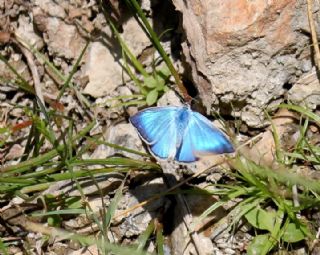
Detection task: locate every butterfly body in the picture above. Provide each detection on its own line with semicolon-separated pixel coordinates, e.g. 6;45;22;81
130;106;234;162
174;108;190;147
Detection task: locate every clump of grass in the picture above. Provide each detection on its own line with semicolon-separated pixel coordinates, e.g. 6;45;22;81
193;104;320;254
2;1;177;251
0;31;162;254
97;0;191;108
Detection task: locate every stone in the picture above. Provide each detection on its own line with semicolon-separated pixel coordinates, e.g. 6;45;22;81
240;108;299;167
116;177;166;238
47;17;86;59
15;15;44;49
288;71;320;110
105;122;146;159
36;14;87;60
5;144;24;160
122;17;151;56
82;42;123;97
170;193;216;255
34;0;66;19
172;0;312;127
157;89;183;107
83;13;152;98
69;245;99;255
0;54;31;82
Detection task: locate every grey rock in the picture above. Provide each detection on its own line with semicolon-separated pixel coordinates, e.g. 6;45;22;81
117;177;166;238
172;0;314;128
288;71;320;110
44;16;87;59
106;122;147;159
34;0;66;19
15;15;44;49
82;41;123;98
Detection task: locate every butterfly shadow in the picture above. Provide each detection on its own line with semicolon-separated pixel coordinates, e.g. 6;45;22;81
128;170;227;238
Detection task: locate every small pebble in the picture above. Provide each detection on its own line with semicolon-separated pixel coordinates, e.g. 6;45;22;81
212;248;224;255
215;238;226;244
224;248;236;255
216;242;229;249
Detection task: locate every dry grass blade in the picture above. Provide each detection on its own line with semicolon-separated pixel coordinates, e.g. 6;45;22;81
13;37;45;111
307;0;320;71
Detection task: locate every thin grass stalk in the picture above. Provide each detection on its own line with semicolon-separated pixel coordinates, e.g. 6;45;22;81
0;54;35;94
124;0;192;103
57;41;90;99
0;121;95;174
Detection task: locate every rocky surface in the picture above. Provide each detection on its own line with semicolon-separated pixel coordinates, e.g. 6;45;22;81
173;0;316;127
0;0;319;254
288;71;320;109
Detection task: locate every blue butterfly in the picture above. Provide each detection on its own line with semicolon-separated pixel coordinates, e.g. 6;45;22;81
130;106;234;163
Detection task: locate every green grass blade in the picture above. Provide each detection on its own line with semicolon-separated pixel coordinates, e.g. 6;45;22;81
156;223;164;255
0;238;8;255
70;158;160;170
278;104;320;124
0;121;95;175
136;220;155;252
107;17;148;77
32;209;86;217
104;177;125;230
86;136;150;157
57;41;89;99
0;53;35;94
124;0;190;102
233;157;320;192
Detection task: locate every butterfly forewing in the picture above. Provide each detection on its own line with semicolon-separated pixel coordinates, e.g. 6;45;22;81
190;111;234;154
149;126;177;159
130;107;177;144
130;107;179;159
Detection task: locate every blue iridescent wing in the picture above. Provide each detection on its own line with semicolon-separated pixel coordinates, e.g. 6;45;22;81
175;131;197;162
191;111;234;153
176;111;234;162
130;107;179;159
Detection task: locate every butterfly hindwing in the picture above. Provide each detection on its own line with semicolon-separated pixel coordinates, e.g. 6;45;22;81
175;129;197;162
175;110;234;162
150;126;177;159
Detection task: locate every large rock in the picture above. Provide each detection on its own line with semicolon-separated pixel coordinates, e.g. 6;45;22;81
172;0;312;127
34;0;66;19
82;41;123;97
122;17;151;56
83;17;150;98
44;16;87;59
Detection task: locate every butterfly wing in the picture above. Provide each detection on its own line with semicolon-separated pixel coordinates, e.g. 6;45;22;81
175;130;197;162
176;111;234;162
191;111;234;153
130;107;179;159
